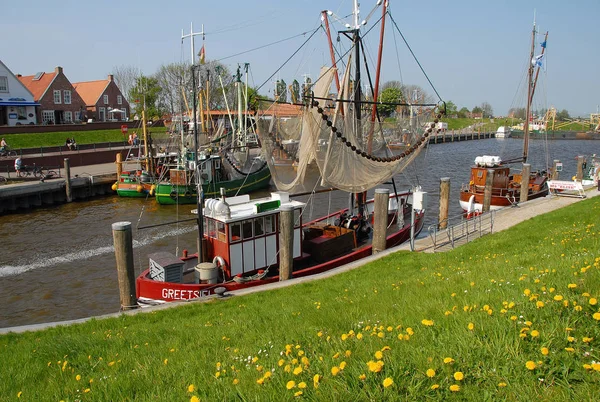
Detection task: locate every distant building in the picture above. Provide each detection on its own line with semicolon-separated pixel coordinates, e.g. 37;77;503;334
0;59;39;126
73;75;130;122
467;112;483;119
18;66;86;125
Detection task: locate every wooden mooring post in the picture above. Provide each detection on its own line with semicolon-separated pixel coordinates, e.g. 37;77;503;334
116;153;123;177
64;158;72;202
576;155;584;181
483;169;494;212
279;205;294;281
552;159;560;180
112;221;137;310
372;189;389;254
520;163;531;203
438;177;450;230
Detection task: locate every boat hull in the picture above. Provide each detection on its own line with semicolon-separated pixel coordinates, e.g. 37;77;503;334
154;167;272;205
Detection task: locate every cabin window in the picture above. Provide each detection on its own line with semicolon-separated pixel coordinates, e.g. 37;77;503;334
293;208;301;228
230;222;241;242
477;171;484;178
254;217;264;236
264;215;275;234
208;219;217;239
242;219;253;239
217;221;226;242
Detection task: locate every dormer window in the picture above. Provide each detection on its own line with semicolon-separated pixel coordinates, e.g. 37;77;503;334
117;95;122;105
103;95;109;104
54;90;61;104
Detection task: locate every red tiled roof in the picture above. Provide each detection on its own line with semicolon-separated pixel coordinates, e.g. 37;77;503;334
72;80;109;106
18;71;57;101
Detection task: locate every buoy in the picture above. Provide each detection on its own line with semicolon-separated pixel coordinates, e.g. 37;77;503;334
111;183;118;191
136;184;143;193
149;185;156;196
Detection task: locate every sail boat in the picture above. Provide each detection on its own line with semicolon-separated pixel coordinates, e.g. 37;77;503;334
136;1;438;304
459;19;549;213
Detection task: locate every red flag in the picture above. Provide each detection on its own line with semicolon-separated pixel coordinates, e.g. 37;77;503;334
198;45;205;64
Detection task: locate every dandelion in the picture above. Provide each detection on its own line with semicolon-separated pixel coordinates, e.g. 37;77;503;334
450;384;460;392
383;377;394;388
536;301;544;308
190;396;200;402
188;384;196;393
431;384;440;390
331;366;340;376
553;295;563;301
583;337;593;343
568;283;577;289
163;359;168;365
293;366;303;375
341;334;348;341
256;378;265;385
357;333;364;340
294;391;303;397
454;372;464;381
76;374;81;381
524;289;531;296
313;374;321;388
233;379;239;385
339;361;347;370
526;361;537;370
593;312;600;320
375;351;383;360
443;357;455;364
367;360;384;373
317;331;323;337
421;319;434;326
510;315;518;321
590;298;598;306
359;374;367;381
286;380;296;390
541;347;549;356
298;382;307;389
426;368;436;378
345;350;352;357
278;359;285;367
468;322;474;331
215;372;221;378
406;328;414;335
17;392;22;398
565;347;575;352
530;330;540;338
498;382;507;387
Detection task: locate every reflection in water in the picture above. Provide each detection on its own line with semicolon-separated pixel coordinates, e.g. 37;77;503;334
0;139;592;328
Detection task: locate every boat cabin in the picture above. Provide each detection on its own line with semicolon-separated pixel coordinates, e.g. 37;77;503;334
470;156;510;194
201;192;304;278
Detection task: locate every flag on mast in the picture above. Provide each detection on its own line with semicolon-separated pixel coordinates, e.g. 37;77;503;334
198;45;205;64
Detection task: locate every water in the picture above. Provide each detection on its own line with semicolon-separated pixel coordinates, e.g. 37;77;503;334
0;138;594;328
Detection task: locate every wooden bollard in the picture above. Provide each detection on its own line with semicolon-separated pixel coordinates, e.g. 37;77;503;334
64;158;72;202
576;155;584;182
112;221;137;310
520;163;531;203
438;177;450;230
372;188;390;255
552;159;560;180
482;169;494;212
279;205;294;281
116;152;123;178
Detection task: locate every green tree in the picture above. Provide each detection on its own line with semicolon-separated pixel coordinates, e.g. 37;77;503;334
472;106;483;115
129;75;163;120
442;100;458;116
378;87;403;117
480;102;494;118
457;107;470;118
557;109;570;120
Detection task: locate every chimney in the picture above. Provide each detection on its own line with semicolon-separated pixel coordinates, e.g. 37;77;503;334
55;66;63;75
108;74;114;82
17;74;22;78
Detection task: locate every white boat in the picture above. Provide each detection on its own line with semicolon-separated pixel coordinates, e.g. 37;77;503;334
496;126;512;138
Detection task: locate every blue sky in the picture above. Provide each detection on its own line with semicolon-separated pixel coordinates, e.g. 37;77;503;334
2;0;598;117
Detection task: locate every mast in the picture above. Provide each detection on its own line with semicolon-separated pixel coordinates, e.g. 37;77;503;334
192;64;204;262
352;1;362;214
321;10;342;93
181;23;204;65
522;20;536;163
530;31;548;105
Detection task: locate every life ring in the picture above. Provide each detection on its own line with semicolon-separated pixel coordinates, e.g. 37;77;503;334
213;256;229;278
170;190;177;199
184;190;192;198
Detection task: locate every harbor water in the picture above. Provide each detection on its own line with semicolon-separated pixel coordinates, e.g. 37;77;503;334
0;138;595;329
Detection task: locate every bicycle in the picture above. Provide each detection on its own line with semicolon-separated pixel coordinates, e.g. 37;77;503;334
18;164;45;178
0;148;17;157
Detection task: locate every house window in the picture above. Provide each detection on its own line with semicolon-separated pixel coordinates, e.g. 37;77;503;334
0;76;8;92
103;95;108;104
42;110;55;124
16;106;27;120
117;95;122;105
53;90;61;104
121;108;127;121
98;107;105;121
63;90;71;104
64;111;73;123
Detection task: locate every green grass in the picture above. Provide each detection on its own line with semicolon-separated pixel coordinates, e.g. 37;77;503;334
1;197;600;400
1;127;168;149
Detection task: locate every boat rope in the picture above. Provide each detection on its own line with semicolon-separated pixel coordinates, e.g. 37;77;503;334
221;150;268;176
388;13;443;103
218;30;316;62
234;155;259;197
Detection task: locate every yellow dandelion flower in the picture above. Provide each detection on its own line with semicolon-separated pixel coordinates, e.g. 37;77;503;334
443;357;455;364
575;305;583;312
375;351;383;360
317;331;323;337
17;392;22;398
498;382;507;387
468;322;474;331
568;283;577;289
426;368;436;378
510;315;518;321
359;373;367;381
431;384;440;390
593;312;600;320
264;371;272;379
233;378;239;385
565;347;575;352
454;372;464;381
278;359;285;367
164;359;168;365
190;396;200;402
524;289;531;296
525;361;536;370
341;334;348;341
381;346;391;352
421;319;434;326
84;389;90;393
593;363;600;371
188;384;195;393
313;374;321;388
252;356;259;363
567;336;575;342
286;380;296;390
583;364;592;370
357;333;363;340
590;298;598;306
536;301;544;308
406;328;414;335
284;364;291;373
377;332;385;338
553;295;563;301
256;378;265;385
331;366;340;376
339;361;347;370
298;381;307;389
256;365;264;372
367;360;384;373
450;384;460;392
333;352;340;359
293;366;303;375
294;391;303;397
583;337;593;343
583;292;591;297
215;372;220;378
76;374;81;381
541;347;549;355
108;361;115;367
383;377;394;388
345;350;352;357
530;330;540;338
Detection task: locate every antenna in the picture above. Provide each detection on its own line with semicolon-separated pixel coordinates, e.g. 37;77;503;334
181;22;205;64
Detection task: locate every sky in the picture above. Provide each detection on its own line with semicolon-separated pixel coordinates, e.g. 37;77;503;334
1;0;598;117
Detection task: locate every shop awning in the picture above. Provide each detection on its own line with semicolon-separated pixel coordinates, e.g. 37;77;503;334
0;101;40;106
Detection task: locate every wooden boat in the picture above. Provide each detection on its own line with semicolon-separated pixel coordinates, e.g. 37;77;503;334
460;21;549;213
113;169;155;198
136;190;424;303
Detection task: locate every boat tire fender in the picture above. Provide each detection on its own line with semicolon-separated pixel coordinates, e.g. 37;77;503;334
185;190;192;198
213;256;229;279
170;190;177;199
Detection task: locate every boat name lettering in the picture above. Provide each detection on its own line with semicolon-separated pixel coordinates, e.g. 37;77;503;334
161;288;211;300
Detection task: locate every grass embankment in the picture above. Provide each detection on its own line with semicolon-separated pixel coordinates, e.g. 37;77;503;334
441;118;497;132
2;198;600;400
1;127;168;149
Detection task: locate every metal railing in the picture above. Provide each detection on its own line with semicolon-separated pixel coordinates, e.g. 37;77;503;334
427;210;495;251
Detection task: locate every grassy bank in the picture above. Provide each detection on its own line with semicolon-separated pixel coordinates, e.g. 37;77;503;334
1;198;600;400
1;127;168;149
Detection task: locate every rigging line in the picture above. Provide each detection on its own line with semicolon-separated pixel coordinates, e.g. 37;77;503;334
390;14;404;86
256;26;322;92
217;30;316;62
388;13;443;103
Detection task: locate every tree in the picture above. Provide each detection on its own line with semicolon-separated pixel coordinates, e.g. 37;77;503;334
480;102;493;118
508;107;526;119
457;107;470;118
111;65;140;104
129;75;163;119
442;100;458;117
472;106;483;115
378;87;403;117
557;109;570;120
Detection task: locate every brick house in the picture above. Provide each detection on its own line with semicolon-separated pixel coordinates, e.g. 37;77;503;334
0;59;39;126
17;66;86;125
73;75;130;122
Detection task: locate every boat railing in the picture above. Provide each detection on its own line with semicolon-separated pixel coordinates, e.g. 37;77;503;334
427;210;495;251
